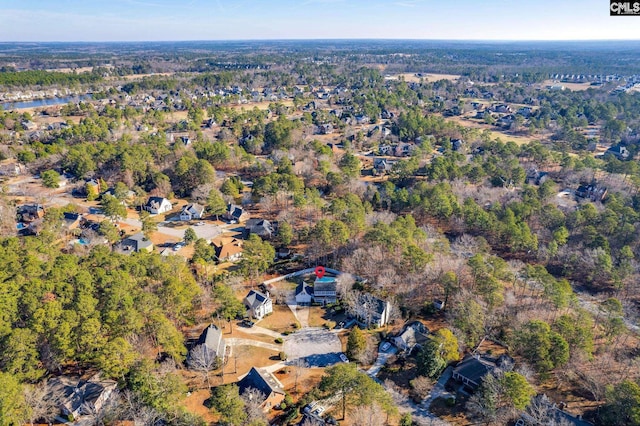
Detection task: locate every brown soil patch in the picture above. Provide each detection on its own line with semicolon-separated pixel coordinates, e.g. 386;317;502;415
443;114;542;145
385;72;461;83
258;303;299;333
182;389;218;425
542;80;595;91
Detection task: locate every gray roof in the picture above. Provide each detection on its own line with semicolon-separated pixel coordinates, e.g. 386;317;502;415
194;324;225;358
227;204;245;219
123;232;153;251
146;197;169;209
244;289;270;309
453;354;513;389
48;375;117;417
183;203;205;216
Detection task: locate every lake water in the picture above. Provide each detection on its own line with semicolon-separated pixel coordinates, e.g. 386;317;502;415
1;94;92;110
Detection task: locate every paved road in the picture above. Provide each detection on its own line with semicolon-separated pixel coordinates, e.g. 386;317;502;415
367;345;398;376
284;327;344;367
156;221;223;242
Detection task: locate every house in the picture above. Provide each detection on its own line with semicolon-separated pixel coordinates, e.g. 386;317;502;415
526;169;550;185
313;276;338;305
452;354;513;392
393;321;429;353
144;197;172;215
223;204;249;223
244;289;273;320
62;212;82;231
47;375;117;420
516;106;534;117
245;218;276;239
451;138;464;151
373;158;393;175
295;282;314;305
189;324;226;365
119;233;154;253
492;104;511;114
353;293;392;328
605;144;630;160
237;367;286;411
575;183;608;202
0;161;27;177
17;204;45;222
180;203;205;221
212;236;243;262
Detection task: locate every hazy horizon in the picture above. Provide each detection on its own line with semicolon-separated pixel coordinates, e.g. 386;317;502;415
2;0;639;43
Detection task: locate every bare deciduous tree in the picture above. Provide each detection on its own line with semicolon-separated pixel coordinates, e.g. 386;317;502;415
24;381;60;425
187;344;220;388
241;387;268;425
350;403;386;426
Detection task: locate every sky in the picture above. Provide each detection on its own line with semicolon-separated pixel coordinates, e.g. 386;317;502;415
0;0;639;42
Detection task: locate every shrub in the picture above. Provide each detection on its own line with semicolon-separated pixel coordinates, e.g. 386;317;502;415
279;351;287;360
275;337;284;344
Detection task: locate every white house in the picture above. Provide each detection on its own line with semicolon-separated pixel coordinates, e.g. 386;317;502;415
144;197;172;215
295;282;313;305
244;290;273;320
180;203;205;221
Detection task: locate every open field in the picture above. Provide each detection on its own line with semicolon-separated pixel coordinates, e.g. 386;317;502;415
443;114;543;145
542;80;594;91
385;72;461;83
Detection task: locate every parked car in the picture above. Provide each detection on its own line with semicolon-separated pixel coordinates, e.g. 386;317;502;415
312;406;325;416
241;319;255;328
337;321;345;328
381;342;391;352
194;221;205;226
173;242;185;251
339;353;349;363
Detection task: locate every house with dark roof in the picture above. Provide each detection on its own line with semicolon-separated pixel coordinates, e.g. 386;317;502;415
17;204;45;222
526;168;550;185
605;144;630;160
313;276;338;305
223;204;249;223
373;158;393;175
180;203;205;221
452;354;513;392
245;218;276;239
188;324;226;367
237;367;286;411
118;233;153;253
63;212;83;231
144;197;172;215
295;282;314;305
244;289;273;320
575;183;607;202
47;374;117;420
